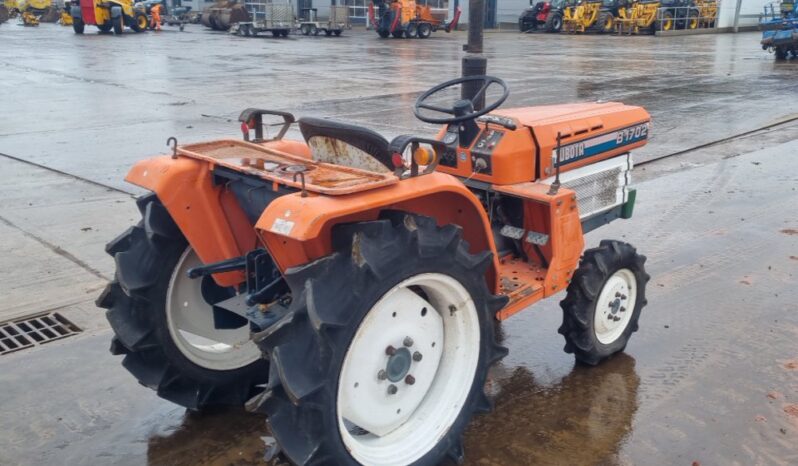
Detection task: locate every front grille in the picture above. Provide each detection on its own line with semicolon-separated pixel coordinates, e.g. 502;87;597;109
566;166;624;218
0;312;81;356
544;154;631;219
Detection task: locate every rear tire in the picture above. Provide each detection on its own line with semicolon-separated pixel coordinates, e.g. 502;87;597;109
97;21;112;32
417;21;432;38
72;17;84;33
391;29;404;38
248;212;508;466
98;194;268;410
558;240;649;365
131;12;147;32
775;46;788;60
300;23;310;35
378;29;389;38
597;11;613;33
333;29;341;36
657;10;674;32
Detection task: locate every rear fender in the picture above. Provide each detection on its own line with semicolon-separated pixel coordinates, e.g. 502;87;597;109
125;156;257;287
255;172;500;293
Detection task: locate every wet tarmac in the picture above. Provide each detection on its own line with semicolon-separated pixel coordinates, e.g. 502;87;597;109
0;23;797;466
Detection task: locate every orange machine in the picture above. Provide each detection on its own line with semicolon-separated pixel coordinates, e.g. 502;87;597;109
101;77;651;466
368;0;460;38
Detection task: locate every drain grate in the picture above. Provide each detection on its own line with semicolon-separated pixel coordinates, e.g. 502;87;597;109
0;312;82;356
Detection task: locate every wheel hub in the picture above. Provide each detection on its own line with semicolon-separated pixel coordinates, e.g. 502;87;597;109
594;269;637;345
336;273;482;466
385;347;412;383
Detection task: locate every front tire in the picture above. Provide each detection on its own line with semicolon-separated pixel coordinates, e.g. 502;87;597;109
248;212;508;466
112;15;123;34
72;17;84;33
545;13;563;32
97;194;268;410
558;240;649;365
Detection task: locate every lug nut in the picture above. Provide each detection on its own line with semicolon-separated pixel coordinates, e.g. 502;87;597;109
620;306;626;312
413;351;423;362
613;316;621;322
403;336;414;347
608;302;614;308
621;294;627;300
387;384;398;395
405;375;415;385
607;314;614;320
385;345;396;356
377;370;387;381
615;292;621;298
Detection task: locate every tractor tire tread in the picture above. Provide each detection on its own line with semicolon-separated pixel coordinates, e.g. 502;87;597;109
558;240;648;366
248;212;508;466
100;194;267;410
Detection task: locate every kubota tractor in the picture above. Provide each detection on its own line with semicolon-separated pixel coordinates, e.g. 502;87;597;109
70;0;148;34
100;75;651;466
519;0;573;32
369;0;460;38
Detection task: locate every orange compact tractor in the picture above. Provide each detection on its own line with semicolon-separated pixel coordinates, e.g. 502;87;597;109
369;0;460;38
100;76;651;465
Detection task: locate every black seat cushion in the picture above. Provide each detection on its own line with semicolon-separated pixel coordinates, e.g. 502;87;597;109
298;117;393;171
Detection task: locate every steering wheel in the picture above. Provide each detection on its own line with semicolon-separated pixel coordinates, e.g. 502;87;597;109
413;75;509;125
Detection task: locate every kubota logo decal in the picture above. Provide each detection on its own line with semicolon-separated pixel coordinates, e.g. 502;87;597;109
557;123;649;165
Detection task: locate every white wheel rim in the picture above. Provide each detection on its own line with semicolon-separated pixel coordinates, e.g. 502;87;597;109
593;268;637;345
337;273;480;466
165;248;261;371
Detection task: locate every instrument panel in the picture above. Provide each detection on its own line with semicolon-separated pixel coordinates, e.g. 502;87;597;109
470;128;504;175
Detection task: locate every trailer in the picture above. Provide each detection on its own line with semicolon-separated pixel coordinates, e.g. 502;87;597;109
298;5;349;36
230;0;292;37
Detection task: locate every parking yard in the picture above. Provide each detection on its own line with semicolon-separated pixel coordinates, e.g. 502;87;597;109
0;23;797;466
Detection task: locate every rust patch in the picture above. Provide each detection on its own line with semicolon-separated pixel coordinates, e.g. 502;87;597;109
780;228;798;236
403;214;418;232
784;404;798;418
767;391;783;400
176;139;397;195
351;233;366;267
789;256;798;261
784;359;798;370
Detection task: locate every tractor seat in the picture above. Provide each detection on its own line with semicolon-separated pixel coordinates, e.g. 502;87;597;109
298;117;393;173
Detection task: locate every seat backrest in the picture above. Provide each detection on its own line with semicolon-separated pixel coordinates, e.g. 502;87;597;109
298;117;393;173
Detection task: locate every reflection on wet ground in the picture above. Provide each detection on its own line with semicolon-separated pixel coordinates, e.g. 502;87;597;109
465;355;639;466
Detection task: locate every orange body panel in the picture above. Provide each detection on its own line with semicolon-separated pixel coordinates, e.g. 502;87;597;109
434;122;537;185
493;184;584;319
495;103;650;178
255;172;500;292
